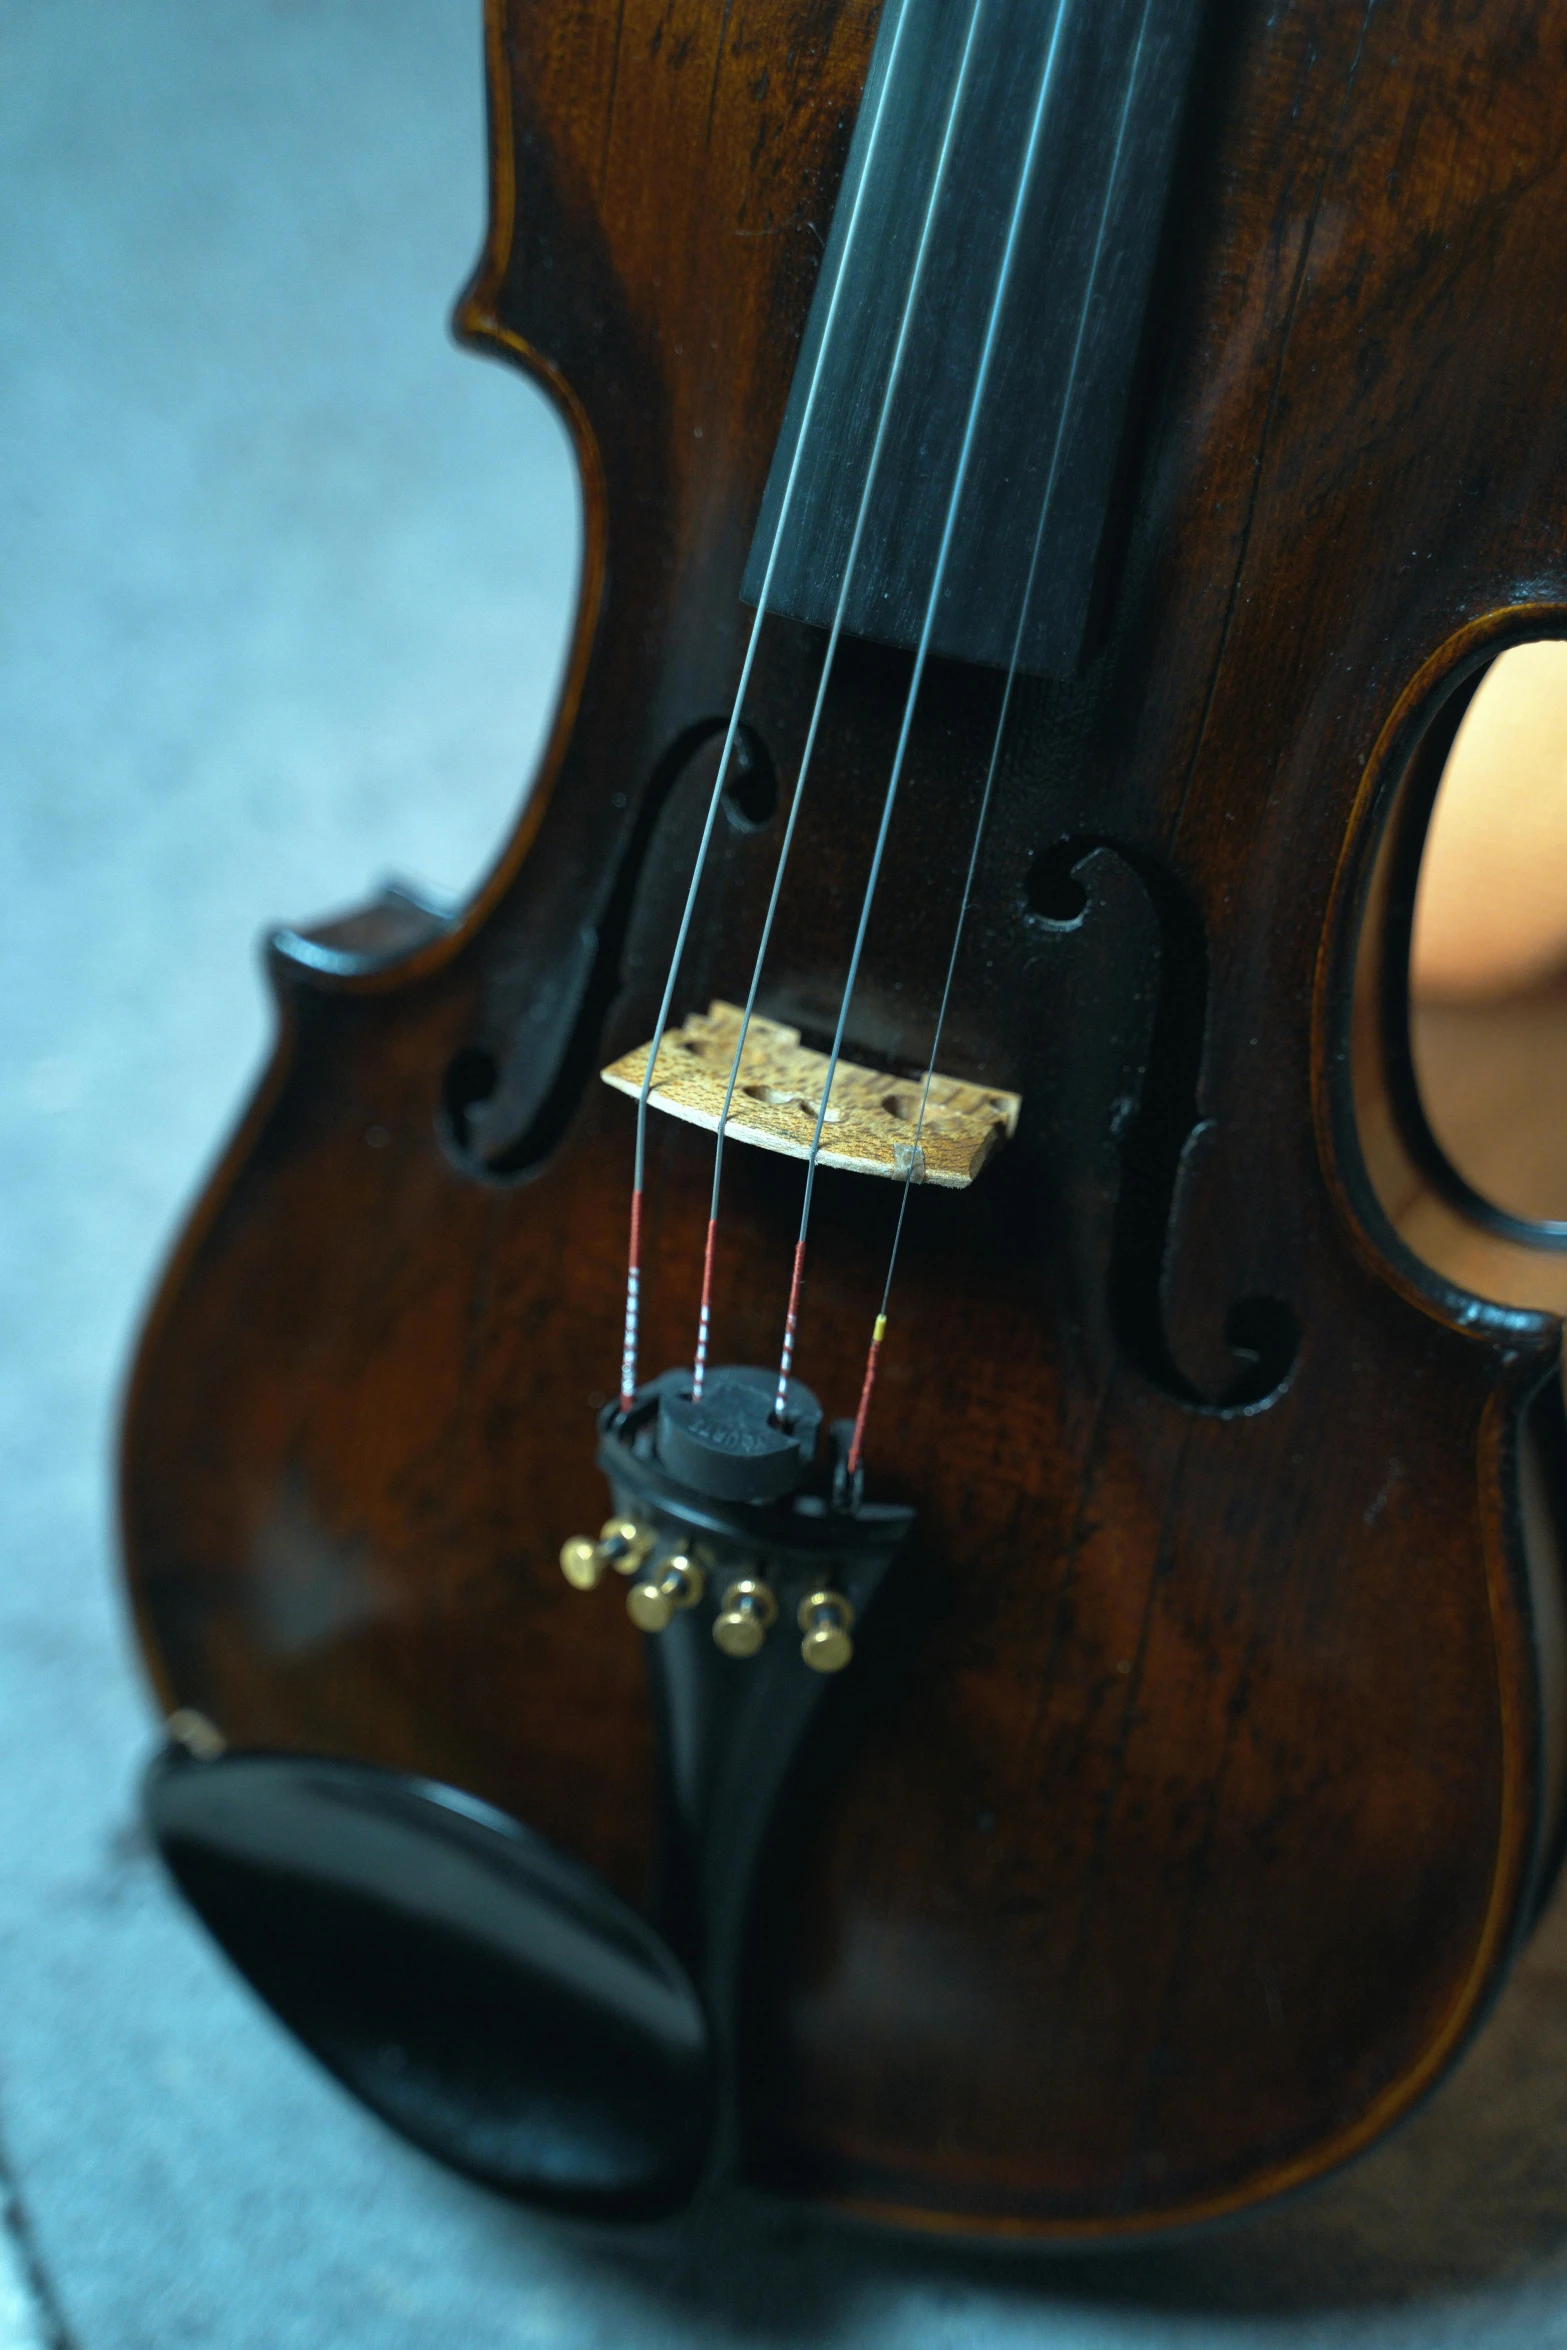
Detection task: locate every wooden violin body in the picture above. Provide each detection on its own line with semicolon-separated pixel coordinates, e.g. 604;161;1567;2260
122;0;1567;2236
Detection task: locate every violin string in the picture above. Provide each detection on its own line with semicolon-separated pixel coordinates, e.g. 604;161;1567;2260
774;0;1074;1423
847;0;1158;1477
615;0;915;1414
691;0;994;1402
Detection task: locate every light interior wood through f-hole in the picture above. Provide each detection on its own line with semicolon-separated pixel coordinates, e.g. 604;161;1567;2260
1400;641;1567;1310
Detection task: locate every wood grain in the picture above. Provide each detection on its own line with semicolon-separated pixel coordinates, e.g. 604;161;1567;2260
119;0;1567;2236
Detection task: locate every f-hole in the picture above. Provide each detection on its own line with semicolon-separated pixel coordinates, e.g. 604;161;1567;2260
441;721;777;1180
1028;837;1298;1415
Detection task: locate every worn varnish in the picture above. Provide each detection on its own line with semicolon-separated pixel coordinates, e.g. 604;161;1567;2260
121;0;1567;2234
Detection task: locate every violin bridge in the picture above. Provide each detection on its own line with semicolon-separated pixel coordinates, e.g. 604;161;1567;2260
600;1001;1020;1187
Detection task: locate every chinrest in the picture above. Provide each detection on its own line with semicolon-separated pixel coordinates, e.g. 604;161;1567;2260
144;1748;712;2216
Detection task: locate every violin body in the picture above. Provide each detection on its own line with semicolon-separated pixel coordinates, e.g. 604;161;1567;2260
122;0;1567;2236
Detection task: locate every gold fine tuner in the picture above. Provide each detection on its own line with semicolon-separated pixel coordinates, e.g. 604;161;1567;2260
627;1550;707;1633
798;1588;855;1674
712;1576;778;1659
559;1515;654;1591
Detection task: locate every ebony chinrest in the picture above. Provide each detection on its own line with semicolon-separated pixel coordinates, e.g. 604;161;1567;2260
145;1748;712;2216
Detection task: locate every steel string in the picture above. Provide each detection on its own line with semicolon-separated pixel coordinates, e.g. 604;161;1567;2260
691;0;994;1401
615;0;916;1412
848;0;1160;1474
774;0;1077;1421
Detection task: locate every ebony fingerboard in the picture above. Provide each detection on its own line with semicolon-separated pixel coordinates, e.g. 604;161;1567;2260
742;0;1207;679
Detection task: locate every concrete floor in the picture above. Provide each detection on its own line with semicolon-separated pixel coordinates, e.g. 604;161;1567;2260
9;2;1567;2343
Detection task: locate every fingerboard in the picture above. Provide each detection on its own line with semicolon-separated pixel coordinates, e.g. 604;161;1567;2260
742;0;1206;679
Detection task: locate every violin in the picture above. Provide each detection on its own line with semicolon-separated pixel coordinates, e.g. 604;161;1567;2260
119;0;1567;2238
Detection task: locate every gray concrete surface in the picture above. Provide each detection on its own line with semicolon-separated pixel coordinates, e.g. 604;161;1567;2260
9;2;1567;2343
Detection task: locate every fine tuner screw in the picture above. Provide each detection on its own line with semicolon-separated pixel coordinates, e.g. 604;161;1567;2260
559;1515;655;1591
798;1587;855;1674
712;1576;778;1659
627;1549;707;1633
